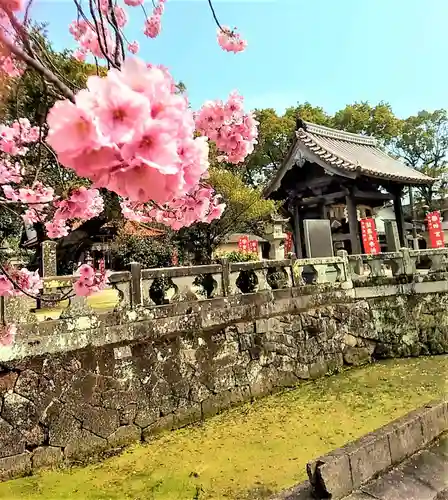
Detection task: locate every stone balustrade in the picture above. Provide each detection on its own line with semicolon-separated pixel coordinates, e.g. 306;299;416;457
0;247;448;479
2;247;448;325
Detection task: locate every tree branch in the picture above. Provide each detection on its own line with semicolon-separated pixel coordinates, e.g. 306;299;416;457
0;31;75;101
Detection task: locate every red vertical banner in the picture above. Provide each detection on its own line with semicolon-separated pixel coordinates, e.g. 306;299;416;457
426;211;445;248
238;235;249;253
249;240;258;254
284;231;293;257
360;218;380;254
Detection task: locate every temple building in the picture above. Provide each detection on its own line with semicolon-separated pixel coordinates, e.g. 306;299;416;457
263;119;436;257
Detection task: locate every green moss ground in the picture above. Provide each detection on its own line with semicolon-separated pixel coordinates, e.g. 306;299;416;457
0;356;446;500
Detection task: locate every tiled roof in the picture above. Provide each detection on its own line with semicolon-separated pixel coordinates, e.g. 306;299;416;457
264;121;435;197
297;122;434;184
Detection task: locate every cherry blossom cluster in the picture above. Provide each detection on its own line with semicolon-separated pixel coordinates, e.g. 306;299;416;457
74;263;108;296
144;0;166;38
70;19;116;62
195;91;258;163
0;0;24;77
0;323;15;347
47;58;211;205
0;118;40;156
2;181;104;237
45;187;104;238
217;26;247;54
3;181;54;205
0;266;42;296
120;184;226;230
0;158;22;184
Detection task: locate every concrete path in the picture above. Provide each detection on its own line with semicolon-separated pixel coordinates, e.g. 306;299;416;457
345;434;448;500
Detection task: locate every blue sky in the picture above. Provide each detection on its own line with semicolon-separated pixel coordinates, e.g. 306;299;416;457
32;0;448;118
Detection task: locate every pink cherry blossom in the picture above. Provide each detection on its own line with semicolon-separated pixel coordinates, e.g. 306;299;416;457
0;159;22;184
0;119;40;155
195;91;258;163
45;219;69;238
90;77;150;144
0;266;42;297
120;183;225;230
0;275;13;296
46;96;104;157
124;0;143;6
144;0;166;39
217;26;247;53
0;323;16;347
113;5;128;28
127;41;139;54
74;264;108;296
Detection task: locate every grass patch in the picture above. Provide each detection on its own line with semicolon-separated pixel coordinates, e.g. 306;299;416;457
35;289;119;321
0;356;446;500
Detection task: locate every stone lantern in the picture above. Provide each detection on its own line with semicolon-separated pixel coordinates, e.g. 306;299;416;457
264;213;289;260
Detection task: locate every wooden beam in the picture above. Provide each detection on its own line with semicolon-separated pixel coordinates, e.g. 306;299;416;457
298;191;347;207
345;193;362;254
393;189;407;247
293;203;303;258
352;189;393;201
293;176;334;193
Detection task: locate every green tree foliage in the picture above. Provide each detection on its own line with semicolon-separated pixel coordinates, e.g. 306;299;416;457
175;168;277;263
393;109;448;209
332;101;402;144
109;234;177;270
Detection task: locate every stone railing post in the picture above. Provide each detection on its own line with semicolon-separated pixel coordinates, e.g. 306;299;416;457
129;262;142;307
336;249;353;289
220;258;230;296
288;252;297;287
400;247;415;276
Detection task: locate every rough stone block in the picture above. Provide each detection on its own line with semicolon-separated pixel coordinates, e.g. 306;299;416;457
255;319;269;334
308;360;328;379
0;372;18;393
235;322;254;335
49;410;82;447
0;417;27;459
201;391;231;418
107;425;141;448
387;412;425;464
2;392;38;431
307;450;353;499
343;347;371;366
173;405;201;428
64;429;107;460
21;425;46;447
0;453;31;480
348;432;392;489
14;370;40;400
31;446;63;469
80;406;120;439
134;407;158;429
142;414;174;441
343;334;358;347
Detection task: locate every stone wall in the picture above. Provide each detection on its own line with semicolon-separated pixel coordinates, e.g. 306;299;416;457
1;278;448;480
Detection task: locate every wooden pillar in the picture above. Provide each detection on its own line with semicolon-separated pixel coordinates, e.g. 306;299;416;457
345;193;362;254
393;188;407;248
293;202;303;258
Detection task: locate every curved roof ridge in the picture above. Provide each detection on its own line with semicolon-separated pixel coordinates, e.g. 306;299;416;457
302;121;378;146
